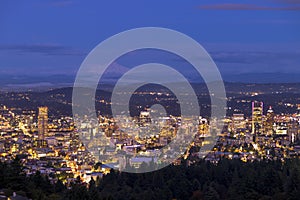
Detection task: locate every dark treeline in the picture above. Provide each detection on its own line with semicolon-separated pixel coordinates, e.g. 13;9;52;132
1;158;300;200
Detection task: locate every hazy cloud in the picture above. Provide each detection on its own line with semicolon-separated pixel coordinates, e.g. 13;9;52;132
48;0;73;7
0;44;85;56
210;51;300;64
199;3;300;11
275;0;300;4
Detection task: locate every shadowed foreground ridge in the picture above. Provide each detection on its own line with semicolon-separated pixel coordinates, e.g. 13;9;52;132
1;158;300;200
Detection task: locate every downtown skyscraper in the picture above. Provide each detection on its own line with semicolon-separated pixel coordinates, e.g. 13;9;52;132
37;106;48;147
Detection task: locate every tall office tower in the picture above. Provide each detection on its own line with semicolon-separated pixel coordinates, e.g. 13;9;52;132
265;106;275;135
198;117;209;136
232;113;245;131
252;101;263;135
297;104;300;117
138;111;151;126
288;119;298;143
38;107;48;141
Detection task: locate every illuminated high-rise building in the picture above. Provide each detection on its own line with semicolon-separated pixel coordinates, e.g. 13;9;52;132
252;101;263;134
288;119;298;143
198;117;209;136
265;106;275;135
232;113;245;131
139;111;151;126
38;107;48;141
297;104;300;117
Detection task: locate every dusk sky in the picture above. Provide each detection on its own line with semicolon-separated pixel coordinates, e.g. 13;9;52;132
1;0;300;83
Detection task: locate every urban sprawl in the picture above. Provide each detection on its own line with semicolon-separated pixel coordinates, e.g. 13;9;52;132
1;100;300;186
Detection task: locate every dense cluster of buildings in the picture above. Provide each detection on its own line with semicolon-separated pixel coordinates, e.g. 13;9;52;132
1;100;300;184
0;106;108;185
203;101;300;163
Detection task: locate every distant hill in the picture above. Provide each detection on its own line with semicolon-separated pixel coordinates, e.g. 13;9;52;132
1;82;300;118
1;73;300;92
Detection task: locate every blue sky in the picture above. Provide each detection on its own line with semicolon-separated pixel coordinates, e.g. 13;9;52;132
0;0;300;82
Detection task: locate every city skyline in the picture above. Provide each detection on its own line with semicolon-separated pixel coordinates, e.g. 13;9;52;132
1;1;300;199
1;95;300;178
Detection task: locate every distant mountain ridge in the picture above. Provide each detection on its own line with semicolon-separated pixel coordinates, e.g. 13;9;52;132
1;82;300;118
1;72;300;91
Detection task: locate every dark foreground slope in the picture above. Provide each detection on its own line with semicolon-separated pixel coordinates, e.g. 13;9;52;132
1;158;300;200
